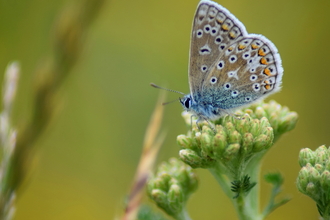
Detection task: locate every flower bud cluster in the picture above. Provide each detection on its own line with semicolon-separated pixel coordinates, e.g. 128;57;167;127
178;114;273;173
147;158;198;217
297;145;330;217
234;100;298;141
178;100;298;178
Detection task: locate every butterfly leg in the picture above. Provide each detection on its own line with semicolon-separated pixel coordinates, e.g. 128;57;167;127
205;119;216;133
196;116;216;134
195;116;203;131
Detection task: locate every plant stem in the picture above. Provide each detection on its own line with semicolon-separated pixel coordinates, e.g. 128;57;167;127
175;208;191;220
210;153;265;220
209;166;232;198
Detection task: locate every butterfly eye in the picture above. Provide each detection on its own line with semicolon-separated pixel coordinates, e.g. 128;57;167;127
250;75;258;81
210;77;217;84
231;90;239;97
223;83;231;90
180;97;191;109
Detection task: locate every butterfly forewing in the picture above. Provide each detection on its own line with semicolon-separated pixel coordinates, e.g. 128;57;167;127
188;1;246;100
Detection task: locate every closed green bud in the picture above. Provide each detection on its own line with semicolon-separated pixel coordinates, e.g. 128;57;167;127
315;145;327;153
279;112;299;132
154;174;171;191
315;145;329;164
168;184;184;213
223;143;240;161
269;112;279;131
250;119;260;136
200;131;214;158
315;151;328;165
235;115;251;134
255;106;266;118
224;121;235;134
297;167;309;193
260;117;271;133
253;133;272;152
151;189;167;205
241;133;254;155
212;132;227;159
176;169;198;193
264;127;274;150
320;170;330;191
306;182;319;199
194;131;201;143
308;166;321;183
179;149;203;168
202;124;214;135
228;130;241;144
299;148;315;167
314;164;324;174
243;108;253;116
177;135;192;149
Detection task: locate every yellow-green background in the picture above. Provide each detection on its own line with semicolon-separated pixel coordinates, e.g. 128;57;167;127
0;0;329;219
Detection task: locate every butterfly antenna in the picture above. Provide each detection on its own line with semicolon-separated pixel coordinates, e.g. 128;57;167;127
162;98;180;106
150;83;185;95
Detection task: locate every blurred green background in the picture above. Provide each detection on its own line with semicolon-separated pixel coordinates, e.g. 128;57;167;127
1;0;329;219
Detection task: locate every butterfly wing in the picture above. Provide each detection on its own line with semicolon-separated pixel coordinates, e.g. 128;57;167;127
190;0;283;111
188;0;247;101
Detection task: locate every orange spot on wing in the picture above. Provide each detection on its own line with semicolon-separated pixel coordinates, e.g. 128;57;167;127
238;45;246;50
265;84;271;90
216;18;224;24
228;47;233;52
258;49;266;56
229;32;236;39
222;24;229;31
260;57;268;65
251;44;259;50
263;68;271;76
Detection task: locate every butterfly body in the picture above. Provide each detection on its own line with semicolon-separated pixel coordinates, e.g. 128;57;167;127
180;0;283;124
180;93;224;121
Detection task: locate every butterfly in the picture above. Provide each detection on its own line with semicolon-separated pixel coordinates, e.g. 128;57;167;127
152;0;283;129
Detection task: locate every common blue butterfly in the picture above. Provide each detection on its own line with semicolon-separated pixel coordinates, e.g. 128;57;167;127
152;0;283;128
